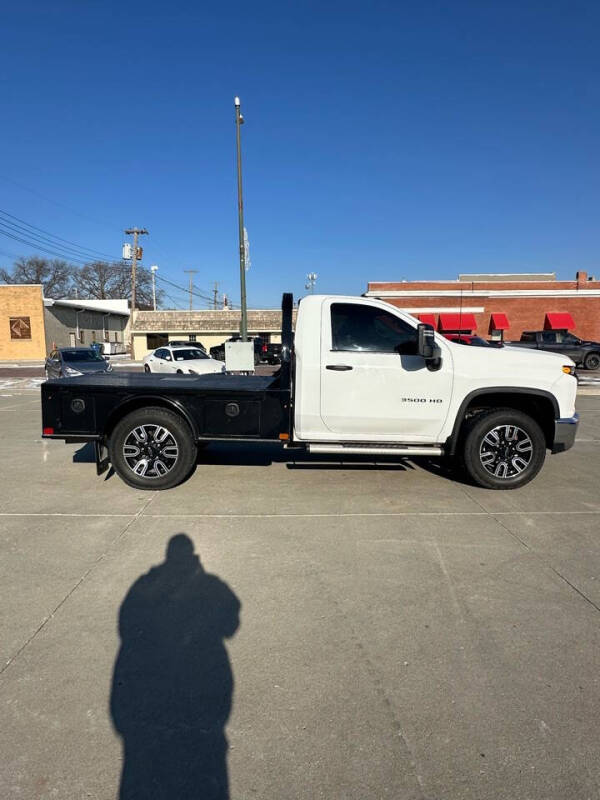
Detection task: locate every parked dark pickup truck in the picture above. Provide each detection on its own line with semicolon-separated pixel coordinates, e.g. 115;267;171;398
262;342;282;364
508;331;600;370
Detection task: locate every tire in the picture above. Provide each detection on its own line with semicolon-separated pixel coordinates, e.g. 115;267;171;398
144;364;151;373
109;407;197;490
460;408;546;490
584;352;600;371
176;369;183;374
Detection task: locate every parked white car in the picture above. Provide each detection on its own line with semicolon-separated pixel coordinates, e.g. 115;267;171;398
143;346;225;375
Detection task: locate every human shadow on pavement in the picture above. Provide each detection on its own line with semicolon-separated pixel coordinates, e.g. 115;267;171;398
110;534;241;800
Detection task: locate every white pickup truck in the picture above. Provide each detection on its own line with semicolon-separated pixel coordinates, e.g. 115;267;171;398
41;292;579;491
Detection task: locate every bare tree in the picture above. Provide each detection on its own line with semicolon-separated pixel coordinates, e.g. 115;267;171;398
0;256;75;298
72;260;163;309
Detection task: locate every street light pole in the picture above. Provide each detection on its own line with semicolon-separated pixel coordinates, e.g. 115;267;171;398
234;96;248;341
150;265;158;311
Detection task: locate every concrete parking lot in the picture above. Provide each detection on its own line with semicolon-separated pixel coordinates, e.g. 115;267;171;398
1;391;600;799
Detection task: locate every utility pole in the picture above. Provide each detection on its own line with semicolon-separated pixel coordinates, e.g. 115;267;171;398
212;281;219;310
150;265;158;311
124;227;148;358
234;96;248;341
184;270;198;311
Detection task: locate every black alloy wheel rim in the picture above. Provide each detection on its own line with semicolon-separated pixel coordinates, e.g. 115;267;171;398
122;424;179;478
479;424;533;479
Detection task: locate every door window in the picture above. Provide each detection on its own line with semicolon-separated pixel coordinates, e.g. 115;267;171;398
541;332;558;344
331;303;417;354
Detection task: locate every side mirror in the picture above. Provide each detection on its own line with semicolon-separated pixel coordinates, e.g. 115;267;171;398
417;324;442;370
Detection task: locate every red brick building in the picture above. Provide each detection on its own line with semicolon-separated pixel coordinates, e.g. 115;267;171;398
365;271;600;341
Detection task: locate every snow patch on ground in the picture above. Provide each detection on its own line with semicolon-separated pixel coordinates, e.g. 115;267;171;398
0;378;45;391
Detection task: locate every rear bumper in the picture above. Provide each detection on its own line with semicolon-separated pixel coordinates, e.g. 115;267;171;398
551;413;579;454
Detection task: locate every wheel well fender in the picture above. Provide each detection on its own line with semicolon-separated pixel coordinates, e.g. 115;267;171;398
103;396;198;440
446;388;558;455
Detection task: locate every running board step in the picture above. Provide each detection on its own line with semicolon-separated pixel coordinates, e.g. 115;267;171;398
307;443;443;457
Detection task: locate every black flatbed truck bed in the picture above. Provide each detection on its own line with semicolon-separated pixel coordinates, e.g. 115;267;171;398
41;295;295;488
41;371;291;443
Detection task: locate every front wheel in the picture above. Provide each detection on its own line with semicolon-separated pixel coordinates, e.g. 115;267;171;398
584;352;600;371
109;407;197;490
461;408;546;489
144;364;151;373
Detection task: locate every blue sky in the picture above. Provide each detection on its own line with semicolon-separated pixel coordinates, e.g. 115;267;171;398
1;0;599;307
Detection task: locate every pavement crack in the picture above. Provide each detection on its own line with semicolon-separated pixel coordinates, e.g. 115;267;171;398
548;566;600;614
0;493;158;676
459;486;600;615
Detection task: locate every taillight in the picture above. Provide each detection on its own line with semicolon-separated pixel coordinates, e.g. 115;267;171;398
262;344;267;352
43;427;54;435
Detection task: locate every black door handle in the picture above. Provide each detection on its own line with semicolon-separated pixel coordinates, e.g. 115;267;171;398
326;364;353;371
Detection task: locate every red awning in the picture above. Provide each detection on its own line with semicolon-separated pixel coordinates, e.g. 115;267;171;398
544;312;575;330
438;312;477;332
416;313;436;327
489;313;509;331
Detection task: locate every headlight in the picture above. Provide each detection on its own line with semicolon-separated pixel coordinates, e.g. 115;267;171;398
64;366;83;376
562;365;576;376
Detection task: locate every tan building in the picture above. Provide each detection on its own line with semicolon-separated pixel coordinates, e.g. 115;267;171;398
0;284;47;361
131;308;297;360
0;285;131;361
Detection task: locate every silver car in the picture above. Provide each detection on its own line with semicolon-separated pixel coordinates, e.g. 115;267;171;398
45;347;113;379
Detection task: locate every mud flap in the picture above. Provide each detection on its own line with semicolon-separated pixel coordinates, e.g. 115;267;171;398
94;439;110;475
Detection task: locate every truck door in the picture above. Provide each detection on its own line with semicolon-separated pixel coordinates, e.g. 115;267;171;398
319;300;453;441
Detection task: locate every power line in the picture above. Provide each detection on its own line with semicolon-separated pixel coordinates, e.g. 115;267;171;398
0;174;121;233
0;209;118;260
154;273;226;306
0;218;117;264
0;226;92;265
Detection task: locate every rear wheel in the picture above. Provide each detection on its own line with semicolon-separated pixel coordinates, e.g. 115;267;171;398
109;407;197;490
584;352;600;370
144;364;151;373
461;408;546;489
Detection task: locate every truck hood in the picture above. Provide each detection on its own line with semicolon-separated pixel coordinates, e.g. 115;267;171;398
445;338;575;380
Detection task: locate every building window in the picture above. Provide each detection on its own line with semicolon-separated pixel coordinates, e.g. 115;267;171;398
114;331;119;342
91;331;96;342
9;316;31;340
79;330;85;343
147;333;169;349
188;334;197;342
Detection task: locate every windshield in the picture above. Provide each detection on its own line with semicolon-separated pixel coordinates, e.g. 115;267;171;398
172;349;208;361
62;349;105;362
